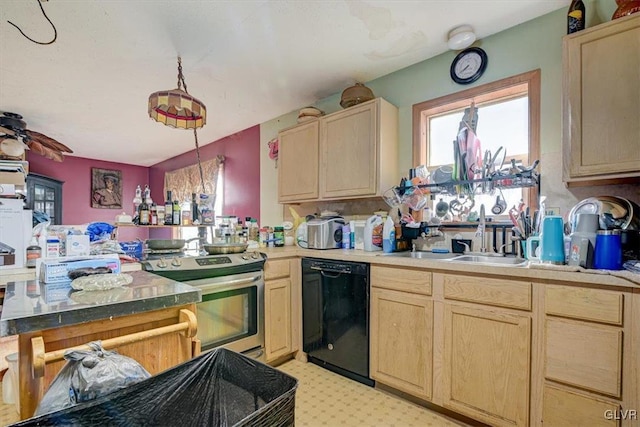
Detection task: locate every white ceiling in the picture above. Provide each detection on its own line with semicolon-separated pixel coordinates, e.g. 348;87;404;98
0;0;569;167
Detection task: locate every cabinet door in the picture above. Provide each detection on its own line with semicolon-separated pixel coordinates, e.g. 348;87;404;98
264;278;292;361
442;304;531;427
26;173;64;225
320;101;377;198
370;288;433;400
563;14;640;181
278;121;319;202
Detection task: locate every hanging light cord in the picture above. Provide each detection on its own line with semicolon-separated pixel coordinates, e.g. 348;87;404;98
178;56;206;193
7;0;58;45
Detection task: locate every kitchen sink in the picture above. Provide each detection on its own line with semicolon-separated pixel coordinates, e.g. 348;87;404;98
448;255;528;266
380;251;457;260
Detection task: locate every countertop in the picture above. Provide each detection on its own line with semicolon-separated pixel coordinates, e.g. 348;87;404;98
0;270;201;336
259;247;640;289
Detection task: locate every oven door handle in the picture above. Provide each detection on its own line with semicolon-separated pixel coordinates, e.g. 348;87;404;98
197;275;262;293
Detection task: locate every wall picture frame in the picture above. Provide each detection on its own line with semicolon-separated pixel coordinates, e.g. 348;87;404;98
91;168;123;209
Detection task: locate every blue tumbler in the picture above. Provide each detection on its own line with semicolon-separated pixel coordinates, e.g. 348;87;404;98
593;230;623;270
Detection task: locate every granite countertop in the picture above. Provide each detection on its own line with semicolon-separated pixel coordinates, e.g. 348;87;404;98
0;270;201;336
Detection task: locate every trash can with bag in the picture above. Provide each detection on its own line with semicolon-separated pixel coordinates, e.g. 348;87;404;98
13;347;298;427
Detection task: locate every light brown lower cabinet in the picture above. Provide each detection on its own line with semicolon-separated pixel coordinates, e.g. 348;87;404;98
370;287;433;400
264;258;299;363
542;385;621;427
442;303;531;427
539;284;636;427
264;277;292;361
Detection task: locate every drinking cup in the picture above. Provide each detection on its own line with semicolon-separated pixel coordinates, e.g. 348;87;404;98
593;230;623;270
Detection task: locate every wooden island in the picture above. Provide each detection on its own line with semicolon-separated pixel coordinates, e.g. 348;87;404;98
0;270;201;420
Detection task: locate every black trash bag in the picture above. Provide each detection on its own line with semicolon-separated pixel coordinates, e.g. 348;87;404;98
35;341;150;416
15;348;298;427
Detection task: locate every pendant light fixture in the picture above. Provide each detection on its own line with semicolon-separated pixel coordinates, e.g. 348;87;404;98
148;57;206;129
148;57;208;192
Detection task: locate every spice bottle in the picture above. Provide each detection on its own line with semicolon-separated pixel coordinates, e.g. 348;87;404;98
274;226;285;247
26;238;41;268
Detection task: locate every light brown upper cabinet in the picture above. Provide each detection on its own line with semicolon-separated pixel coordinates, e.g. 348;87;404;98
278;121;320;202
562;14;640;184
278;98;398;203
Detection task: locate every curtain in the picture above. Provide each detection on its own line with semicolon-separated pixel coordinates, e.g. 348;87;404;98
164;155;224;204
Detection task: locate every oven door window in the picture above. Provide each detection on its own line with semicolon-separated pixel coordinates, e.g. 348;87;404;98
197;287;257;350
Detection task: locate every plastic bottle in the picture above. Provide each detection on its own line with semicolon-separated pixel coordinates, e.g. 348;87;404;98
364;215;383;252
342;224;351;249
382;216;395;253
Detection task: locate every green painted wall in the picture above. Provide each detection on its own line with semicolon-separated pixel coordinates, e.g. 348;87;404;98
260;0;625;225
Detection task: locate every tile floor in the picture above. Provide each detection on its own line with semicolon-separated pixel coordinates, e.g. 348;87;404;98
277;359;468;427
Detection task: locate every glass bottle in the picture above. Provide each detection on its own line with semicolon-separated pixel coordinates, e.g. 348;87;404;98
164;191;173;225
143;184;153;204
172;196;181;226
567;0;585;34
181;199;191;226
150;203;157;225
191;193;200;224
139;198;150;226
133;185;142;217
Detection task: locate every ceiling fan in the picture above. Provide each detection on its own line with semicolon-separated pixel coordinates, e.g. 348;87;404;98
0;111;73;162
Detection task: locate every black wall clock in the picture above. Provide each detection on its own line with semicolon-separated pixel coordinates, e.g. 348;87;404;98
450;47;488;85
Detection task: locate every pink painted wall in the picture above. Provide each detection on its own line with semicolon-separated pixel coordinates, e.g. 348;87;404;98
149;125;261;222
27;154;150;241
28;124;261;242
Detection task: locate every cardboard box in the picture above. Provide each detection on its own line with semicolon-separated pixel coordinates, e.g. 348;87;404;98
66;235;91;256
39;256;121;283
0;198;31;270
0;171;26;186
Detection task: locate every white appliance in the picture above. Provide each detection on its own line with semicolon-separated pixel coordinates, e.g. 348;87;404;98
0;198;31;269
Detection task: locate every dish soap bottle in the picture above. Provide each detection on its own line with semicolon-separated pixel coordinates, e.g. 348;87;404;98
382;216;395;253
364;215;383;252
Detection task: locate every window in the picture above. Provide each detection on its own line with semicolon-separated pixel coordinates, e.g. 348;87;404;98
412;70;540;218
180;165;224;246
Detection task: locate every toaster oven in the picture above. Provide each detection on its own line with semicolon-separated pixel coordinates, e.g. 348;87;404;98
307;217;345;249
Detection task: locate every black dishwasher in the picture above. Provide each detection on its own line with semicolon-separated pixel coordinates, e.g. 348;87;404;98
302;257;373;386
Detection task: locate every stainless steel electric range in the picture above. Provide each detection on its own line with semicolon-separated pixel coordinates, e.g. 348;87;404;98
142;251;266;358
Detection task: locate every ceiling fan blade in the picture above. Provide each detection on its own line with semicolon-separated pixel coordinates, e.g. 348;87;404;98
27;140;46;156
40;144;64;162
0;125;17;137
25;130;74;153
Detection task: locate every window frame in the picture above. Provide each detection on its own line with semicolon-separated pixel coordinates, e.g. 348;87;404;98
412;69;541;210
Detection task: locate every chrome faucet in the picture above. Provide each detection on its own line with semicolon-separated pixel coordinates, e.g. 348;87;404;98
476;204;487;253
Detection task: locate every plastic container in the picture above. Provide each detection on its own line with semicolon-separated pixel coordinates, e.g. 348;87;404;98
45;237;60;258
364;215;383;252
351;220;366;250
342;224;351;249
382;216;395;253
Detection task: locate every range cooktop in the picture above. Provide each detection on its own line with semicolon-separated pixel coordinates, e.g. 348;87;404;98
141;251;266;281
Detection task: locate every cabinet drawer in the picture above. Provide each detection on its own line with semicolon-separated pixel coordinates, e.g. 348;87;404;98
545;285;623;326
264;259;290;280
371;266;431;295
443;274;531;311
543;386;620;427
545;318;622;398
